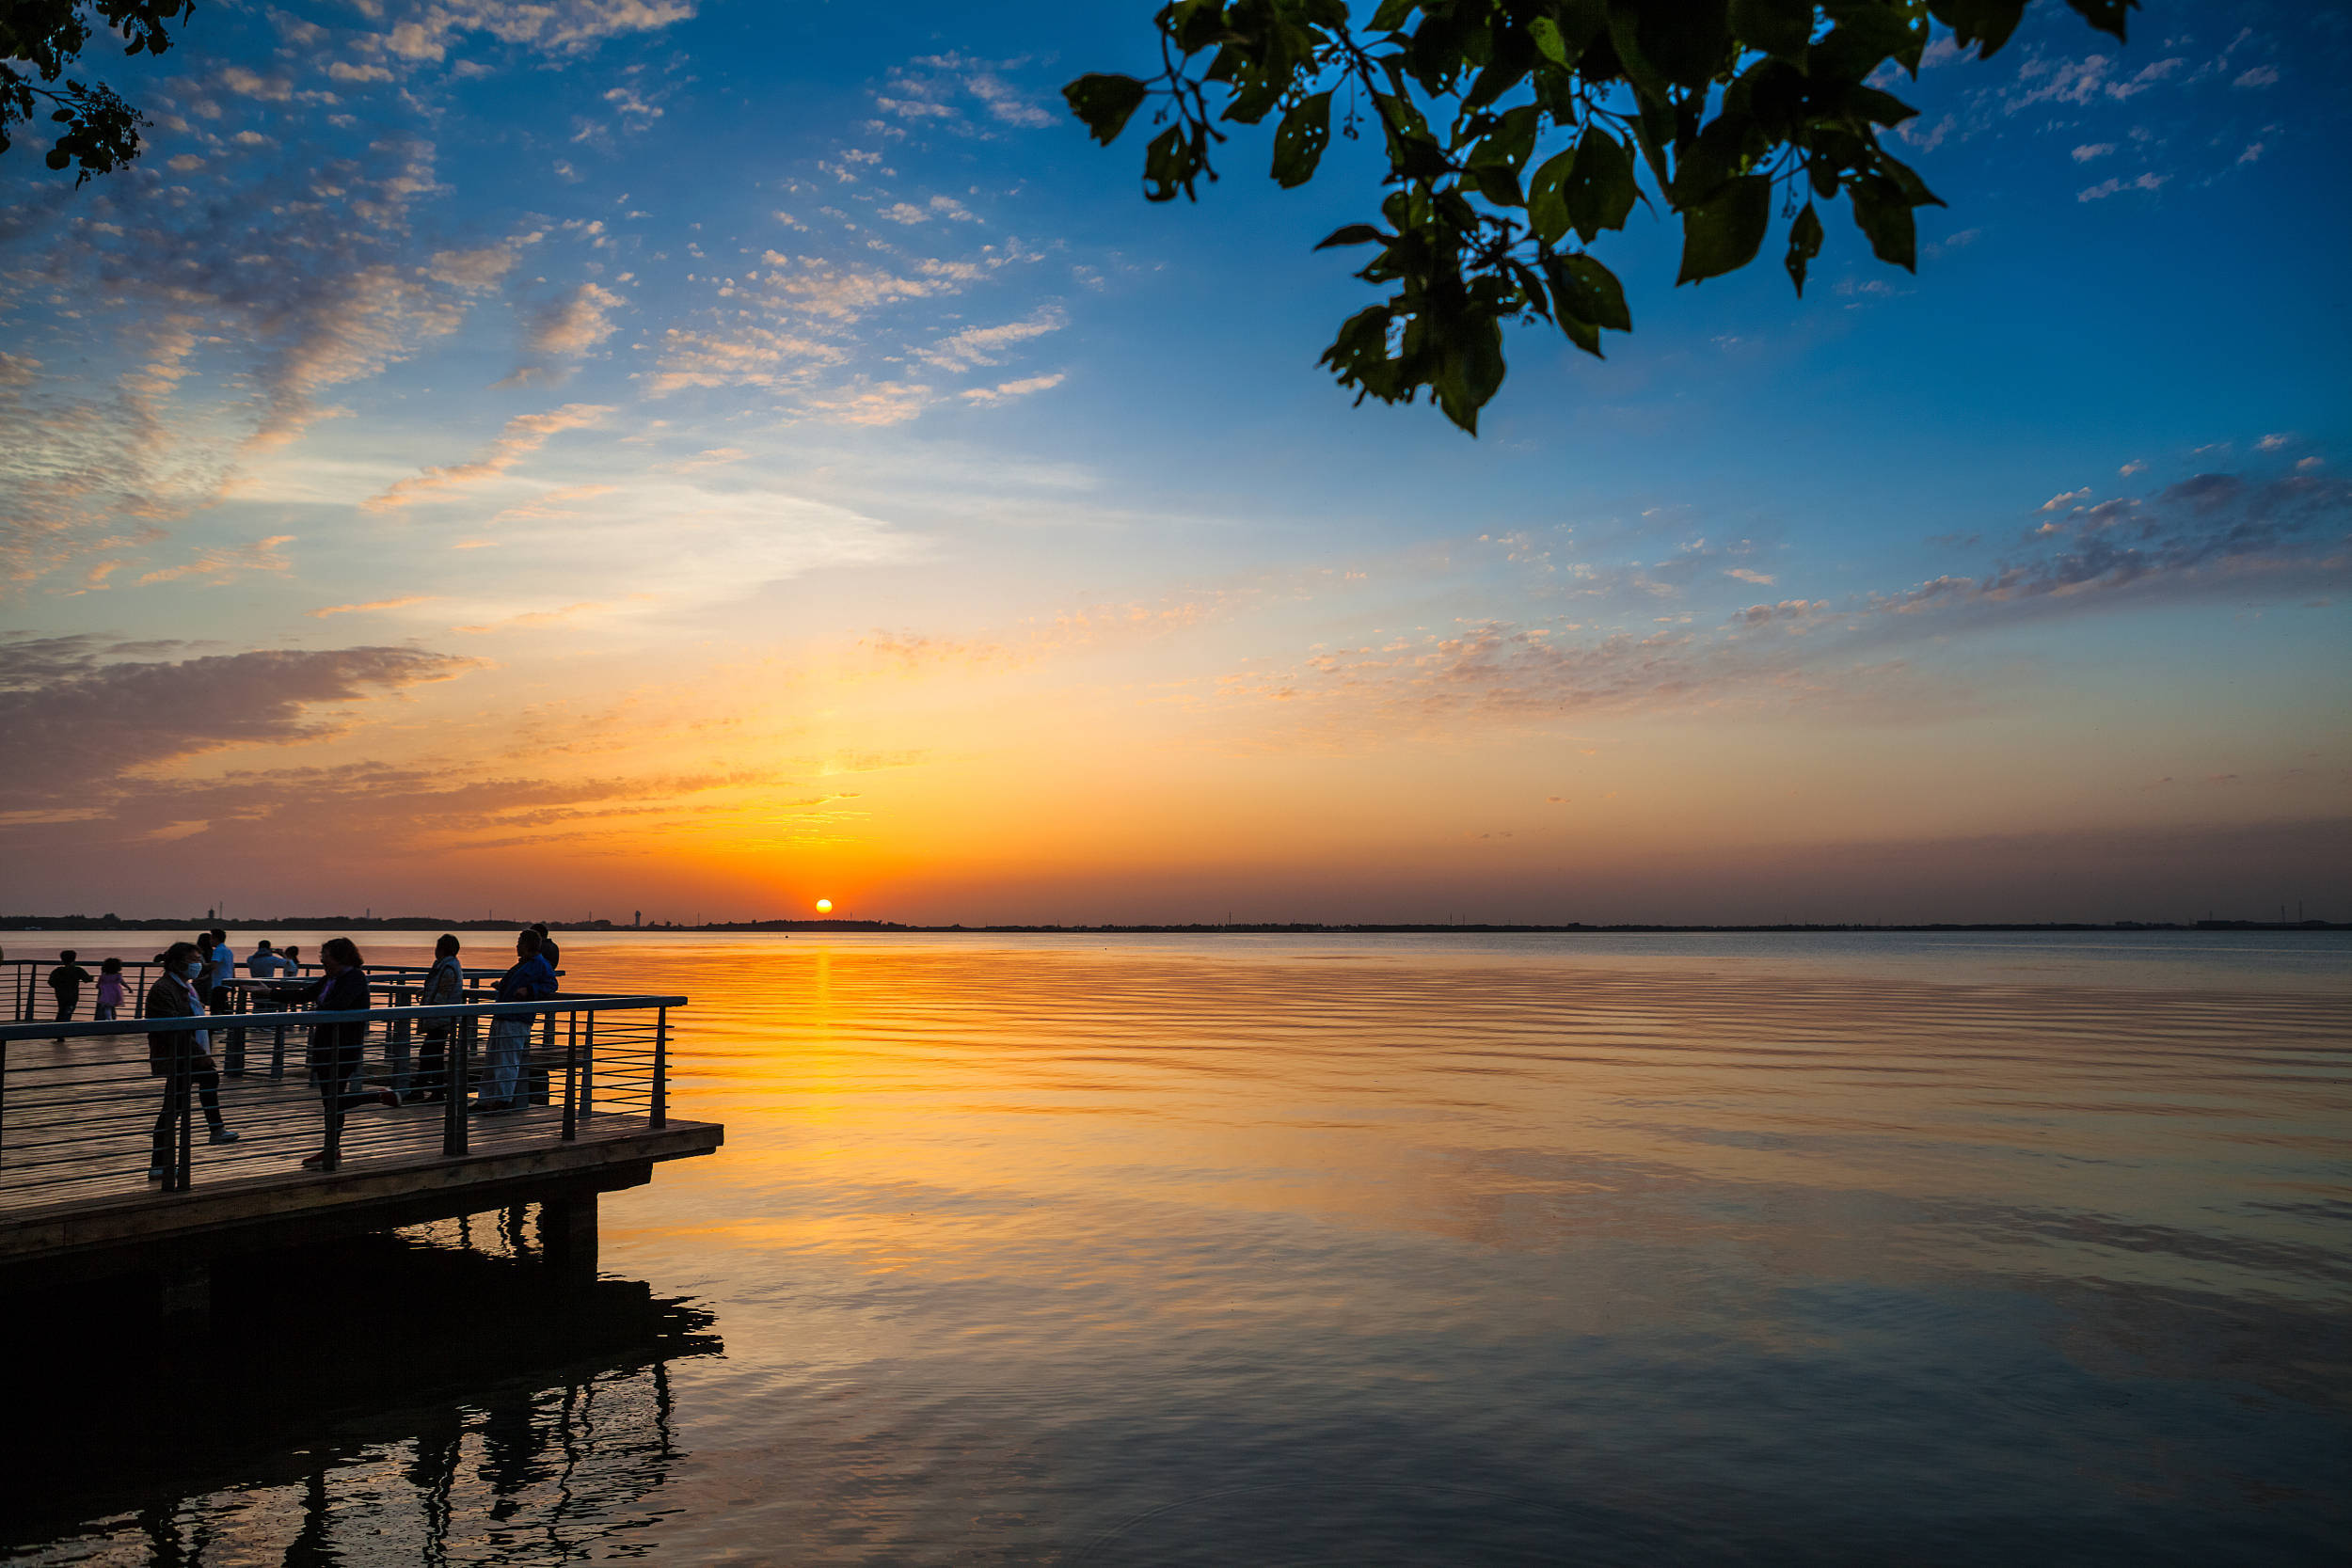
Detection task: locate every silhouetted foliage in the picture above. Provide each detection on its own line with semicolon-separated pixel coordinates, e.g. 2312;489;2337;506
1;1;195;185
1067;1;2137;434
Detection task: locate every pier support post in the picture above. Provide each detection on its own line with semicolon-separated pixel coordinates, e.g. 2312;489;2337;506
158;1260;211;1326
540;1192;598;1283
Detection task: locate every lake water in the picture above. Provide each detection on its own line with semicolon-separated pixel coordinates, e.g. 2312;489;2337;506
5;929;2348;1564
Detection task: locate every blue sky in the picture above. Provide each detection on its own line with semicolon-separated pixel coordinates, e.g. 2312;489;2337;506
0;0;2345;923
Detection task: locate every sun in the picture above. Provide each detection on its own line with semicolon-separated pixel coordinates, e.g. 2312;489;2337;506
815;898;833;914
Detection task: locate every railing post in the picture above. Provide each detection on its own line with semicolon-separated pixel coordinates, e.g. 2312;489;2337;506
443;1014;470;1157
650;1006;668;1129
582;1013;595;1123
562;1010;580;1141
172;1033;196;1192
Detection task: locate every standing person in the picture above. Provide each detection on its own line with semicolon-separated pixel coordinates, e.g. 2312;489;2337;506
246;940;294;977
531;922;563;971
476;930;556;1116
301;936;398;1168
412;934;464;1103
210;929;246;1073
94;958;127;1022
280;945;303;974
47;950;93;1040
144;942;238;1180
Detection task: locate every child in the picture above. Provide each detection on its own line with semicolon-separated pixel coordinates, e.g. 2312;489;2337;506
48;950;94;1041
94;958;127;1022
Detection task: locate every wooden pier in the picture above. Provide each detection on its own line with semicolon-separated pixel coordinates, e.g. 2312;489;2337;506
0;989;721;1311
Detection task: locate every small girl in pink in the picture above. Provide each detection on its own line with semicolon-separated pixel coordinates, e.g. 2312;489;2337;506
94;958;127;1022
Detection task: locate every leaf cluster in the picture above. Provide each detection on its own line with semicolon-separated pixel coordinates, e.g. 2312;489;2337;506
2;2;196;185
1066;0;2137;434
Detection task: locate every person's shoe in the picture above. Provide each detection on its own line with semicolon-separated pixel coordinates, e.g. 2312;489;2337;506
468;1098;508;1115
209;1128;240;1145
374;1088;401;1109
299;1149;331;1168
146;1164;169;1180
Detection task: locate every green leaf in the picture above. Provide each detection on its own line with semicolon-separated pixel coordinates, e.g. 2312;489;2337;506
1632;0;1737;87
1315;223;1388;249
1369;0;1421;33
1784;201;1823;293
1062;73;1149;147
1677;173;1772;283
1850;177;1917;270
1525;145;1576;245
1728;0;1813;57
1142;123;1199;202
1845;85;1920;128
1926;0;2030;58
1270;91;1333;188
1529;15;1571;67
1563;126;1636;242
1552;253;1631;331
2061;0;2136;43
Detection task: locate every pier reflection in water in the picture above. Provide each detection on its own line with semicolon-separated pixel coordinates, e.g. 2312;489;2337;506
2;1220;719;1565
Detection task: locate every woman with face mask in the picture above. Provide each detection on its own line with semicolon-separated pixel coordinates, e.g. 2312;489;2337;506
143;941;239;1180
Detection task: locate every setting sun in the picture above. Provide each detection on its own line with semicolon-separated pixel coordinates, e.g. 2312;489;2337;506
815;898;833;913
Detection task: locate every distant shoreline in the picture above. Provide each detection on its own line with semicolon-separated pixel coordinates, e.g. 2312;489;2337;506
3;915;2344;935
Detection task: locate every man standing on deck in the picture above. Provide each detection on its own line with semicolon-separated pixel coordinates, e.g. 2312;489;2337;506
209;929;245;1073
532;922;562;971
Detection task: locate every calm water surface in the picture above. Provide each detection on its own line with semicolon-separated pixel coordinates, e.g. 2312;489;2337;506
6;930;2349;1563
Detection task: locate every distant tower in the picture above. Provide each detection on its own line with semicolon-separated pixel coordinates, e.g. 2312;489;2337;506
633;910;642;928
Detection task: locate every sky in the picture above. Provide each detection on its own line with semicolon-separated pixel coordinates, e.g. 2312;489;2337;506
1;0;2346;927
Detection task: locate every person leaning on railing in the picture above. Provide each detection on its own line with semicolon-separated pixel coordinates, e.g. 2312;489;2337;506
475;928;557;1117
298;936;400;1168
145;941;239;1180
410;933;465;1104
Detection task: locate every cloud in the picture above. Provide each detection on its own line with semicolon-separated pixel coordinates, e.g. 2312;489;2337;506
2040;487;2092;512
2256;433;2293;451
136;534;296;586
799;380;937;426
960;373;1065;405
426;243;521;291
453;601;612;634
1725;568;1776;585
489;483;620;522
363;404;612;512
881;195;978;225
2119;460;2148;477
311;595;437;618
2078;173;2167;202
0;636;476;806
919;308;1066;372
363;0;695;69
1203;469;2352;743
525;282;627;357
875;54;1054;134
2233;65;2279;88
2072;143;2115;162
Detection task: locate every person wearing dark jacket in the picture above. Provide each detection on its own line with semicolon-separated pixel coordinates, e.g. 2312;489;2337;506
48;950;93;1043
145;942;238;1180
301;936;400;1167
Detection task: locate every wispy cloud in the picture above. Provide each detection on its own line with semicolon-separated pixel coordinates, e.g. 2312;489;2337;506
311;595;437;619
363;404;611;512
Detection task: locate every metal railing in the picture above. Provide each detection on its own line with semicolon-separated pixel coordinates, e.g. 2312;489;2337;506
0;982;680;1207
4;957;561;1024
